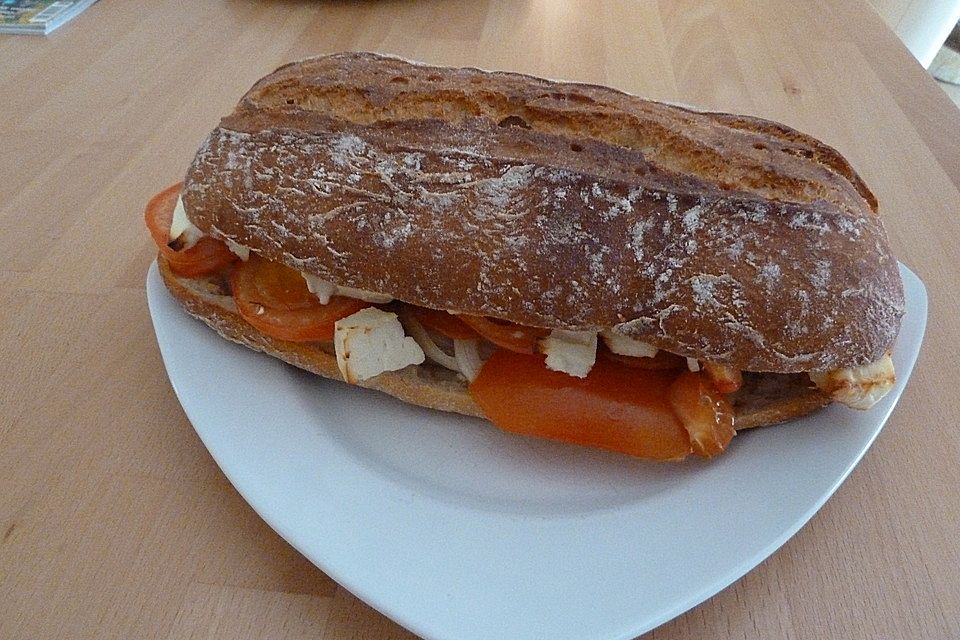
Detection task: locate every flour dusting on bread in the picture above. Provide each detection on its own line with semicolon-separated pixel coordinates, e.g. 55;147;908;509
181;52;904;373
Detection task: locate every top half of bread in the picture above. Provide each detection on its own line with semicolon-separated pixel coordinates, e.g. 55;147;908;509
181;52;904;373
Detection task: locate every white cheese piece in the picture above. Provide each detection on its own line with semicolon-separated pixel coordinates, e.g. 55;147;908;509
302;273;338;303
224;238;250;261
686;357;701;372
334;308;425;383
541;329;597;378
168;197;203;249
809;353;895;410
301;272;393;304
600;329;658;358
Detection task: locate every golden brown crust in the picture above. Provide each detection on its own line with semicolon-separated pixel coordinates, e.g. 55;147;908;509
158;258;830;431
181;52;904;372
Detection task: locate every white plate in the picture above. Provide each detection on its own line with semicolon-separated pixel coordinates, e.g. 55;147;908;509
147;262;926;640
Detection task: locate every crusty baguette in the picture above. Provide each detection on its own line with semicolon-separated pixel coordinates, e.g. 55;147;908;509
181;52;904;373
159;258;829;431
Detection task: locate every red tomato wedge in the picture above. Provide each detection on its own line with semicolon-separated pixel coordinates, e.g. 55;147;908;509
469;350;694;460
144;182;185;249
668;371;736;458
231;255;369;342
408;306;479;340
144;182;238;278
459;315;550;354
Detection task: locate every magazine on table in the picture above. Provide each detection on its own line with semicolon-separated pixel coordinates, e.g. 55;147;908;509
0;0;98;35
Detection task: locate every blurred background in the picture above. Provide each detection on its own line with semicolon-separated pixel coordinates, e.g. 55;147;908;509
868;0;960;105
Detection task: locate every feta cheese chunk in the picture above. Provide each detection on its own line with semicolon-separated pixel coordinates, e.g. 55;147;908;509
334;308;425;383
302;273;338;303
600;329;658;358
541;329;597;378
809;353;895;410
301;272;393;304
224;238;250;260
168;197;202;249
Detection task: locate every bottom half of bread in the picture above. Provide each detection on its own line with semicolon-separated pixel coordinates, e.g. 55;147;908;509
158;258;830;432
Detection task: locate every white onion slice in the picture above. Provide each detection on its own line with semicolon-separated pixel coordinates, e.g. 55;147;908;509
398;308;461;372
454;339;484;382
600;329;658;358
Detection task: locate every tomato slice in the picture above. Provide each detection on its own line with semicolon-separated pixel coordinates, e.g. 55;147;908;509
668;371;736;458
231;255;369;342
144;182;238;278
459;315;550;354
408;306;479;340
469;350;693;460
145;182;182;248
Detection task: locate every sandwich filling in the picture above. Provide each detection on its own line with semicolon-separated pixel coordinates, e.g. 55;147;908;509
148;183;896;461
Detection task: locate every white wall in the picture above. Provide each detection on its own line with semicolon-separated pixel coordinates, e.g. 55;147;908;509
868;0;960;67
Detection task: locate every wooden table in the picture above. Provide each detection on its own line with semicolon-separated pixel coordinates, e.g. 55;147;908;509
2;1;958;638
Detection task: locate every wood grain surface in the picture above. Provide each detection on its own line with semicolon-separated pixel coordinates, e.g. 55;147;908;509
2;1;958;638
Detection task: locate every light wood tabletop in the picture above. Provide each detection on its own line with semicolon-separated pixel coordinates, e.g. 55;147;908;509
2;1;959;638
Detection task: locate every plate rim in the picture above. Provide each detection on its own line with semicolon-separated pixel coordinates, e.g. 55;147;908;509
146;261;927;640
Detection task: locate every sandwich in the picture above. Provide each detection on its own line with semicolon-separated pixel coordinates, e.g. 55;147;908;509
145;52;905;461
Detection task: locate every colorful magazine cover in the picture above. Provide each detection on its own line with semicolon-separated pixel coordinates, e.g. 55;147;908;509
0;0;98;35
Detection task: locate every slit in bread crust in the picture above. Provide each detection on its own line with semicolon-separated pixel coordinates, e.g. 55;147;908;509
182;53;904;374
